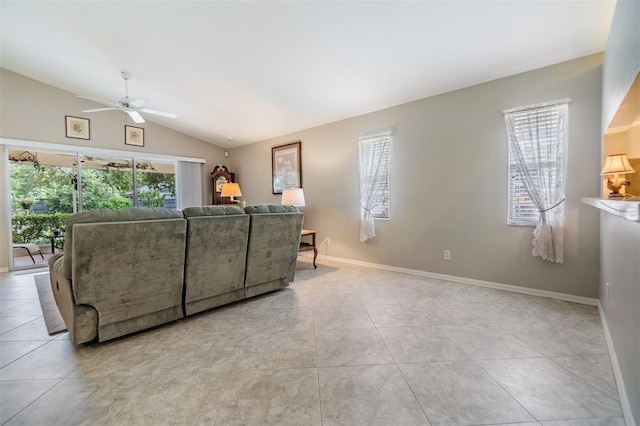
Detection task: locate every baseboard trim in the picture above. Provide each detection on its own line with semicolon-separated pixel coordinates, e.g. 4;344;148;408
598;302;636;426
322;255;598;306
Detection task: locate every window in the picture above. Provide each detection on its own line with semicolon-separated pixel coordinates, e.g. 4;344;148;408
506;101;569;226
136;160;176;208
358;128;392;242
359;129;392;219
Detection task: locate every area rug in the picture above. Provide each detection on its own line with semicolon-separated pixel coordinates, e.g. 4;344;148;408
34;273;67;335
14;267;49;276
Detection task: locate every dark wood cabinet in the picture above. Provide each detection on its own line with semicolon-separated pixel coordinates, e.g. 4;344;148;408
210;165;235;205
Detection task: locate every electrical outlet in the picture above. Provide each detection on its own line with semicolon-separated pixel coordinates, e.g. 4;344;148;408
326;237;330;245
444;250;451;261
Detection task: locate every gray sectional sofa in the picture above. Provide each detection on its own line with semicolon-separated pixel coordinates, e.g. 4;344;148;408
49;204;303;345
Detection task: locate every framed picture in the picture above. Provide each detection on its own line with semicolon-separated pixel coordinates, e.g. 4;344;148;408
65;116;90;140
272;141;302;194
125;125;144;147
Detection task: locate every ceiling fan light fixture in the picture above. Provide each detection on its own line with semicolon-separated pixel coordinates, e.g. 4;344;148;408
77;71;176;122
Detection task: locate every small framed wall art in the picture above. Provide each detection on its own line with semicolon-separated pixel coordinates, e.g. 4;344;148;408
125;125;144;147
272;141;302;194
65;116;90;140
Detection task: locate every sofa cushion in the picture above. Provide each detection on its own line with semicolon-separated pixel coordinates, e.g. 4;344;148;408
243;204;303;296
183;205;245;218
244;204;299;214
183;206;249;315
62;207;183;279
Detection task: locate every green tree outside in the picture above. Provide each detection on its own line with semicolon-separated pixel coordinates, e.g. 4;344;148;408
10;162;175;245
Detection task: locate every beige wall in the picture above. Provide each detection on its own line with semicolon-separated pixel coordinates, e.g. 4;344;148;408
630;126;640;158
604;125;640;159
232;54;603;299
600;0;640;423
0;68;224;270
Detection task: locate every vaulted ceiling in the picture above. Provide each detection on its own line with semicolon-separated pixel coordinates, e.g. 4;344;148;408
1;1;616;148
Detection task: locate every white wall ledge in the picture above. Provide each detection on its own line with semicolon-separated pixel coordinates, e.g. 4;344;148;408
582;197;640;222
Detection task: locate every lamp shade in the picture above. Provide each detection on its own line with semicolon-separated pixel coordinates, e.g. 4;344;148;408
221;182;242;197
282;188;305;206
601;154;635;175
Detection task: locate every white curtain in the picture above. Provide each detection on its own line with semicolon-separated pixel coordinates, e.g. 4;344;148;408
505;100;569;263
358;130;392;242
176;161;202;209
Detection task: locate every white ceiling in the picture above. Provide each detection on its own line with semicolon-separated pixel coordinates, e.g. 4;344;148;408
1;1;616;148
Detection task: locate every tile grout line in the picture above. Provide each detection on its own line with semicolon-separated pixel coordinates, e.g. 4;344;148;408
473;359;540;424
1;377;64;426
546;355;624;407
359;281;434;426
211;334;249;426
310;291;324;426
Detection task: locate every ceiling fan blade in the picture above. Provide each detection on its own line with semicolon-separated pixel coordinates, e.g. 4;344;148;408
82;107;118;113
77;95;118;107
140;108;177;119
129;98;149;108
127;111;145;123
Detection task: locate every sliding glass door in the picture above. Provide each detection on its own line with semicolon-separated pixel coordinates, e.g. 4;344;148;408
9;149;77;268
81;156;134;211
135;160;176;209
8;149;177;270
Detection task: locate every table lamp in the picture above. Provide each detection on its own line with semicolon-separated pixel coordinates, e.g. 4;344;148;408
221;182;242;203
282;188;305;207
601;153;635;198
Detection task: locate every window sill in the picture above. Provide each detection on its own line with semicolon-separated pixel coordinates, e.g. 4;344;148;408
582;197;640;222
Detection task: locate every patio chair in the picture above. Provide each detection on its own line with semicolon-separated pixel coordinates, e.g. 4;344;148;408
13;243;44;263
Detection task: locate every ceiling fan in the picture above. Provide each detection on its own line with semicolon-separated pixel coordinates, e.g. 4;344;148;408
77;72;177;124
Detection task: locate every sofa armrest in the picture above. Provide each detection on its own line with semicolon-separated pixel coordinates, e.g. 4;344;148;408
49;255;98;344
48;253;64;268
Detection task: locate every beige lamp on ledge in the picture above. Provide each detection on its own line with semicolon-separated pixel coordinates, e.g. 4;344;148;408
601;153;636;198
221;182;242;204
281;187;305;207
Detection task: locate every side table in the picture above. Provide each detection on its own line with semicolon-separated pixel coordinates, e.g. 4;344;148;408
299;229;318;269
51;234;65;254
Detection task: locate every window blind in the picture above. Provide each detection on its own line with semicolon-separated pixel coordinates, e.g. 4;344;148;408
506;102;566;225
359;130;391;219
176;160;202;209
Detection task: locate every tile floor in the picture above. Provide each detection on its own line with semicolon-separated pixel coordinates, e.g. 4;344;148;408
0;257;625;425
